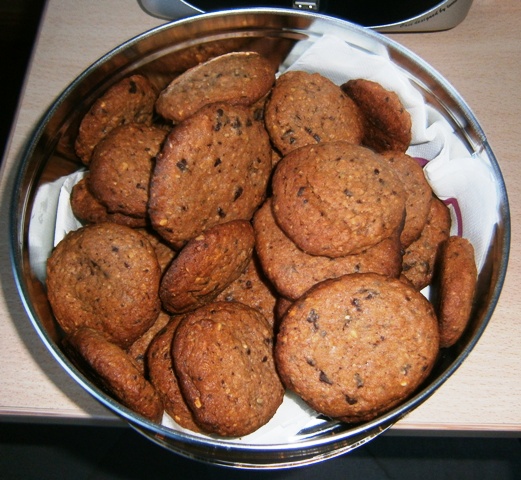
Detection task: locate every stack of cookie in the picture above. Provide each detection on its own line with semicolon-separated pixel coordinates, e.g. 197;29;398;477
46;50;478;436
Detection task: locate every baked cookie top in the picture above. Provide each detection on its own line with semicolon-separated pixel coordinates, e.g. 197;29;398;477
63;327;163;422
88;123;168;218
155;51;276;123
342;78;412;153
172;301;284;437
159;220;255;314
271;141;406;257
148;102;272;248
275;273;439;423
46;222;161;348
265;71;364;155
253;198;402;300
75;74;157;165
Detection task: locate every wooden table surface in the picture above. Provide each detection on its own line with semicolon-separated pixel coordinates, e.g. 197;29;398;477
1;0;520;433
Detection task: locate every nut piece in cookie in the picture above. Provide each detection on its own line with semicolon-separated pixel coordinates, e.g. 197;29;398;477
149;102;272;249
253;198;402;300
380;151;433;248
434;236;477;348
63;327;163;422
402;196;451;290
275;273;439;423
88;123;168;218
160;220;255;314
146;317;201;432
70;176;147;228
46;223;161;348
156;51;276;123
75;75;157;165
271;141;406;257
172;301;284;437
265;71;364;155
342;78;412;153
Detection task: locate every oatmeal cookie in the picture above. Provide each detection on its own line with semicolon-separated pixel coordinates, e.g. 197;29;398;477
46;222;161;348
342;78;412;153
160;220;255;314
88;123;168;218
271;141;406;257
275;273;439;423
434;236;477;348
172;301;284;437
70;176;147;228
155;51;276;123
63;327;163;422
148;102;272;249
75;75;157;165
265;71;364;155
402;196;451;290
381;151;433;248
146;317;201;432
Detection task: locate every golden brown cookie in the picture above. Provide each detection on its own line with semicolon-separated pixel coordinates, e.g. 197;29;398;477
46;222;161;348
253;199;402;300
271;141;406;257
146;317;201;432
63;327;163;422
155;51;276;123
275;273;439;423
75;75;157;165
88;123;168;218
265;71;364;155
70;176;147;228
216;253;279;329
172;301;284;437
381;151;433;248
434;236;477;348
402;196;451;290
341;78;412;153
160;220;255;314
148;102;272;248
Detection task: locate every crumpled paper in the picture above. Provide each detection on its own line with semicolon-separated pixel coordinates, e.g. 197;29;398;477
28;33;501;445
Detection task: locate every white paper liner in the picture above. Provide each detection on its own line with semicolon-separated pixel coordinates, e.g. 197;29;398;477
28;34;501;445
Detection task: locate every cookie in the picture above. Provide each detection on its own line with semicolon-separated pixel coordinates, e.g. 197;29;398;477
434;236;477;348
63;327;163;422
46;222;161;348
265;71;364;155
146;317;201;432
216;253;279;329
148;102;272;248
253;199;402;300
70;176;147;228
160;220;255;314
127;310;171;375
155;51;276;123
88;123;168;218
271;141;406;257
275;273;439;423
172;301;284;437
341;78;412;153
402;196;451;290
381;151;433;248
75;75;157;165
